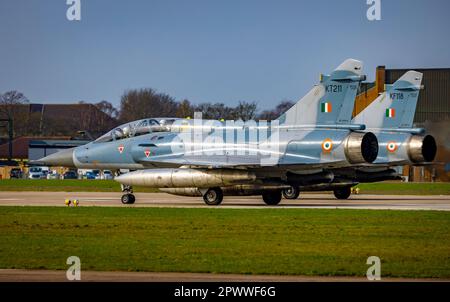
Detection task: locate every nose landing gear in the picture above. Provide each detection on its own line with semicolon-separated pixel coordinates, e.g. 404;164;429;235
121;193;135;204
121;184;135;204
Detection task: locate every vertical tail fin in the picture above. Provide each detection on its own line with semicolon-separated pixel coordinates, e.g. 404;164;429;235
353;71;423;129
278;59;365;126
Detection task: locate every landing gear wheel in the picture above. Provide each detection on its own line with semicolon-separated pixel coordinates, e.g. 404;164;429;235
120;184;135;204
262;190;282;205
282;186;300;199
203;187;223;206
333;187;351;200
121;193;136;204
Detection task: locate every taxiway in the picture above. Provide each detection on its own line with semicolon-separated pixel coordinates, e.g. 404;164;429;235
0;191;449;211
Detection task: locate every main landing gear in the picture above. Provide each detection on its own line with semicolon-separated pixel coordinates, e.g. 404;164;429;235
121;185;135;204
201;187;284;206
202;187;223;206
282;186;300;199
262;189;282;205
333;187;352;200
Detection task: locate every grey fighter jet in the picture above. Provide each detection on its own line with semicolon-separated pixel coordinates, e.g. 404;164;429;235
165;71;437;200
36;59;379;205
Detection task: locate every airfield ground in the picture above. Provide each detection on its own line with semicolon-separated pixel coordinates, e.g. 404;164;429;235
1;191;450;211
0;180;449;280
1;204;450;279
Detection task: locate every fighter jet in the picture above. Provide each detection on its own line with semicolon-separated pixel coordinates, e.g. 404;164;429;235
36;59;378;205
353;71;436;165
167;71;437;201
220;70;437;200
322;70;437;198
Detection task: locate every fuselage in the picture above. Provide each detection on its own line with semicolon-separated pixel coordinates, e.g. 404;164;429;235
70;125;371;171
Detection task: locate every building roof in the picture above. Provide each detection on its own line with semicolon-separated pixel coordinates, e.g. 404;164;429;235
29;139;90;148
0;136;72;160
0;103;118;138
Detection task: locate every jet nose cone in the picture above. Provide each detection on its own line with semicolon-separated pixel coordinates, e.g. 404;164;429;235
33;148;75;167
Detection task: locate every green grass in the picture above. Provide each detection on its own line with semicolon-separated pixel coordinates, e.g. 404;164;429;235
0;179;159;192
0;206;449;278
355;182;450;195
0;179;448;195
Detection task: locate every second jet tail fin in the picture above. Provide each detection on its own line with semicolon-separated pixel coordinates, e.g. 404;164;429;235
353;71;423;129
277;59;365;126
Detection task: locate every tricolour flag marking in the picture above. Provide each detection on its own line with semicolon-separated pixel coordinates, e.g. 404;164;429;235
386;108;395;118
321;102;332;113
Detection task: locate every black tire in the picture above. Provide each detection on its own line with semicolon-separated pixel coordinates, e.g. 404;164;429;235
262;190;282;205
203;188;223;205
121;194;136;204
282;186;300;199
333;187;351;200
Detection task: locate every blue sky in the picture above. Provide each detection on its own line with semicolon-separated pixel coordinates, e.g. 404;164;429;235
1;0;449;110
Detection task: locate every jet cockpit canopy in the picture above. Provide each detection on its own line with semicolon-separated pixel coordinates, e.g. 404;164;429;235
94;118;180;143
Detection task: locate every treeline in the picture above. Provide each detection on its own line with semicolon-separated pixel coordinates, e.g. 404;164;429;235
0;89;295;139
117;88;293;122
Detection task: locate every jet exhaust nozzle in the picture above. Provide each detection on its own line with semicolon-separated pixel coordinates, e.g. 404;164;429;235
407;135;437;163
115;168;256;188
344;132;378;164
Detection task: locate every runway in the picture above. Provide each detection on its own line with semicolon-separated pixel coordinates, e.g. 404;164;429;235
0;191;449;211
1;269;447;282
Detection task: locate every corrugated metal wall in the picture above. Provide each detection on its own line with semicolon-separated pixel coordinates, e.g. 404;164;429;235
385;68;450;124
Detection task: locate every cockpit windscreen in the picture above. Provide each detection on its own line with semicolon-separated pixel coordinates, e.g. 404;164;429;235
94;118;178;142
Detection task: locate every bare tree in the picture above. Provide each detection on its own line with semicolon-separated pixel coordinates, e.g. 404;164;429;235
0;91;29;120
232;101;258;121
0;91;29;136
95;100;119;119
176;99;194;118
118;88;178;122
194;103;235;120
185;101;259;121
258;100;294;120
